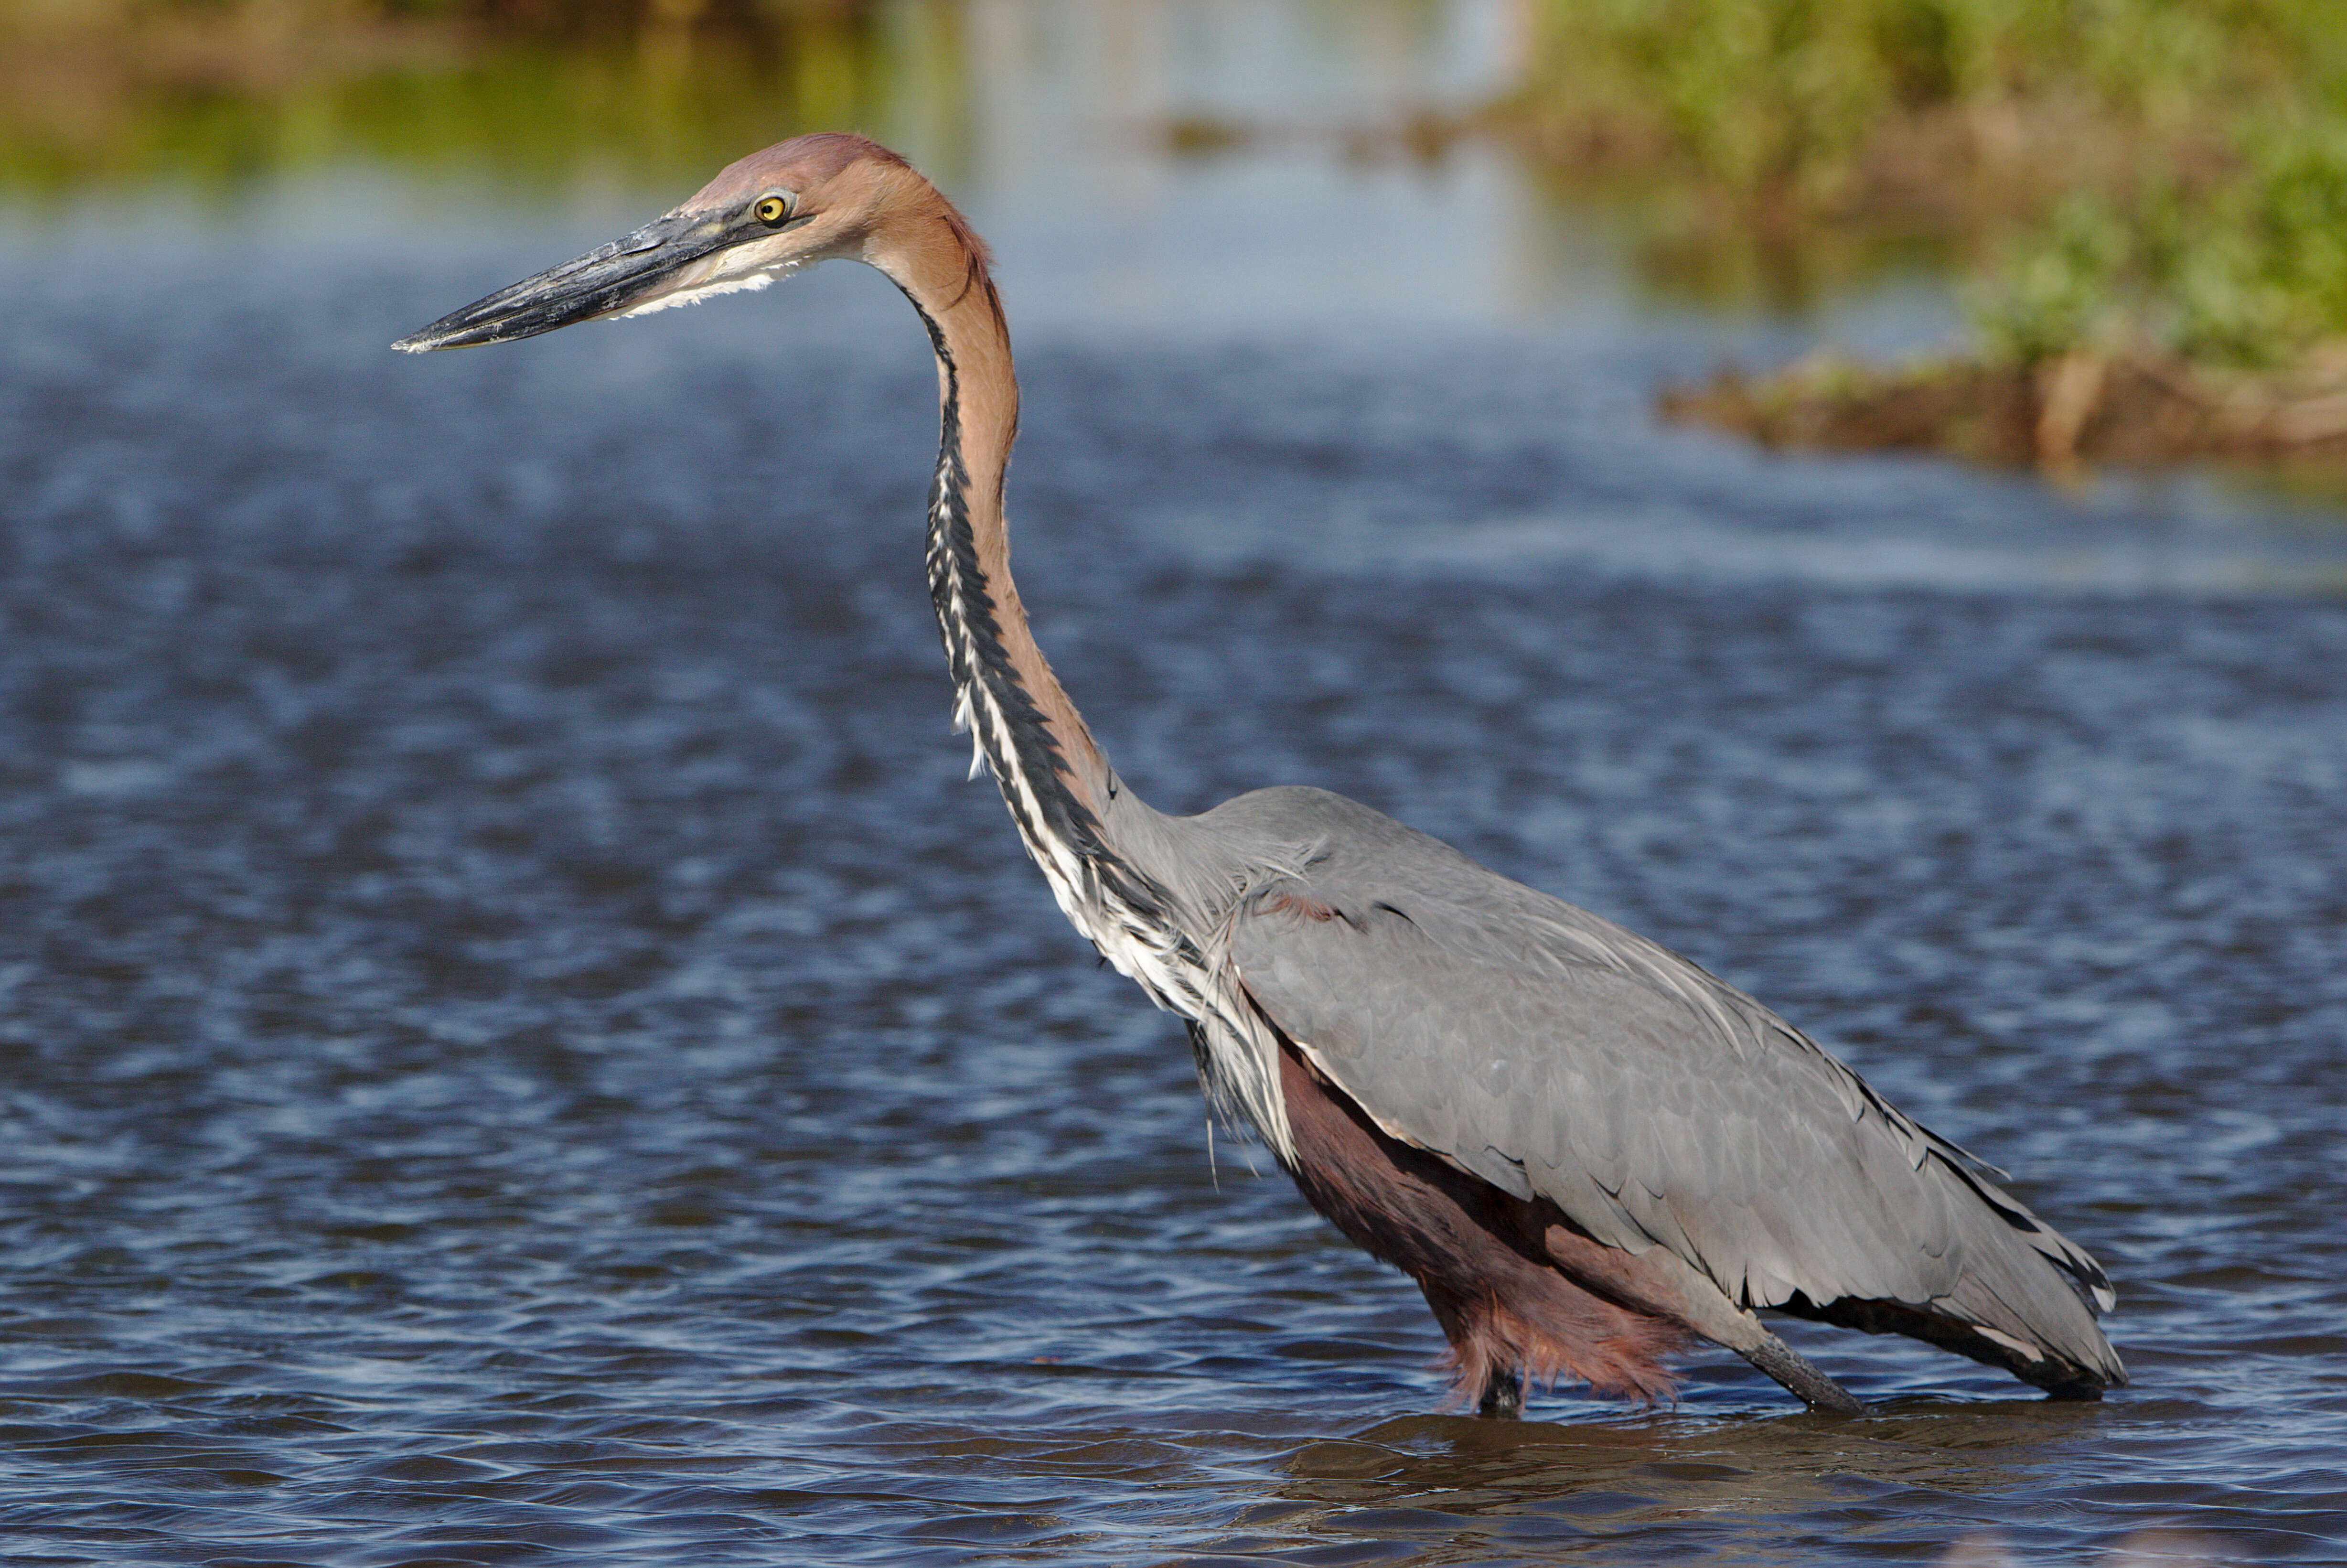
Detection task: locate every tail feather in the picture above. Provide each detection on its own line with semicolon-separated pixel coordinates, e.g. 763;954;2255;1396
1789;1160;2126;1397
1939;1161;2125;1392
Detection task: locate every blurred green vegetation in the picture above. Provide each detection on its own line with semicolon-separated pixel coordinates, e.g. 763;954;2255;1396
15;0;2347;381
1514;0;2347;369
0;0;967;206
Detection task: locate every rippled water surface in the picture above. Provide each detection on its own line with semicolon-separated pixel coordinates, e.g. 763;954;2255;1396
8;139;2347;1568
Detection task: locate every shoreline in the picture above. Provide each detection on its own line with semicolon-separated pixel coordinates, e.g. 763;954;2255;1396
1661;347;2347;475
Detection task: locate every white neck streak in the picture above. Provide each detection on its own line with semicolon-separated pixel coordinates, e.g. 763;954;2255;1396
869;209;1118;921
866;197;1296;1161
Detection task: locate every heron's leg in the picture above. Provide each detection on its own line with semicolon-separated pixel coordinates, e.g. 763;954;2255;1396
1475;1365;1524;1419
1737;1331;1866;1415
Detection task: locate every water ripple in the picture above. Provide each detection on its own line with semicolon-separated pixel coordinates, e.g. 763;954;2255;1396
0;240;2340;1563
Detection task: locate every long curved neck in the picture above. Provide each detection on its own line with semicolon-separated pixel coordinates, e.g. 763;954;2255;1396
861;175;1297;1162
866;194;1123;907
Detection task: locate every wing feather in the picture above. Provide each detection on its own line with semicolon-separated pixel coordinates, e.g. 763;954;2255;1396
1209;787;2117;1381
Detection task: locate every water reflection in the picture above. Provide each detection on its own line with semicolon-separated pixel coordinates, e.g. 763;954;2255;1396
0;0;928;200
5;0;1589;332
0;1;1507;204
1232;1403;2114;1560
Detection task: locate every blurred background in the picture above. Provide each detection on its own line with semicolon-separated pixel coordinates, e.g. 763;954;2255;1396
3;4;2345;1565
2;0;1621;355
14;0;2347;468
8;0;2347;347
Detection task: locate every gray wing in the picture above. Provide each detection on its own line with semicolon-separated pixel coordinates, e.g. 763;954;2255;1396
1208;787;2120;1383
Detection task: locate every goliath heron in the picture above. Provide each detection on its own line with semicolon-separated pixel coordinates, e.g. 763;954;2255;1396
397;133;2124;1417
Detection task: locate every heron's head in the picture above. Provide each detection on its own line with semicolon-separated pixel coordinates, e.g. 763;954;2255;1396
395;133;923;352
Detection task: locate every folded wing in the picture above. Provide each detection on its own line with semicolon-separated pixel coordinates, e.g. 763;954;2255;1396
1215;788;2122;1392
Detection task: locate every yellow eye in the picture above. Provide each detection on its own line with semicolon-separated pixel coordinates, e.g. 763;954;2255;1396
753;193;794;226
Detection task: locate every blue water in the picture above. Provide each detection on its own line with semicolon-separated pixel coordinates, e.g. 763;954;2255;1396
1;212;2344;1565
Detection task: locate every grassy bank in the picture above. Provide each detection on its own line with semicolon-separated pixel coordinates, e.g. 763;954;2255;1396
1507;0;2347;469
0;0;949;202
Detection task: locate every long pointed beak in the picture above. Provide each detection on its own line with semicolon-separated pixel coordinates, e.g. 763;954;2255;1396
393;208;739;352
